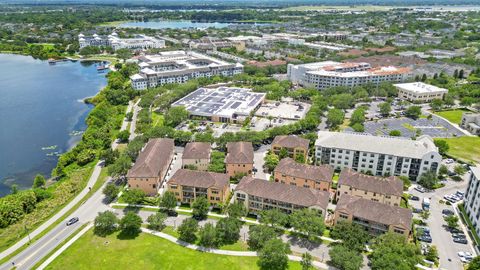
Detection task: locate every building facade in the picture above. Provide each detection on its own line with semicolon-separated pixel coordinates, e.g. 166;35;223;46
182;142;211;171
79;32;165;51
315;131;441;181
130;51;243;90
336;168;403;206
463;166;480;237
235;176;330;217
126;138;175;195
334;194;412;237
225;142;254;177
271;135;309;163
273;158;333;192
167;169;230;205
461;113;480;135
395;82;448;102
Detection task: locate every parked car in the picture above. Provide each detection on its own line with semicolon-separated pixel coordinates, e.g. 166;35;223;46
167;211;178;217
413;208;423;213
410;195;420;201
66;217;79;226
418;235;432;243
442;209;454;216
452;233;467;239
453;238;468;244
445;159;454;164
415;186;426;193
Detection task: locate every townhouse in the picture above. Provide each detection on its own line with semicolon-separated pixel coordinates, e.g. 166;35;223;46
182;142;211;171
272;135;309;163
273;158;334;192
225;142;254;177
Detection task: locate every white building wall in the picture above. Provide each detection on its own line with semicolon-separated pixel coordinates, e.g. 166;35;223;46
465;168;480;236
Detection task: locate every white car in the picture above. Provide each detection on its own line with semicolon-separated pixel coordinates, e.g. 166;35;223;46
446;159;454;164
458;251;466;257
461;257;472;263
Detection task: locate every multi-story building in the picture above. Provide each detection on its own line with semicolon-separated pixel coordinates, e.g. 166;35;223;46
287;61;412;90
395;82;448;102
460;113;480;135
336;168;403;206
273;158;333;192
171;87;265;124
182;142;211;171
235;176;330;216
225;142;254;177
126;138;175;195
334;194;412;237
315;131;441;181
463;166;480;237
188;37;234;51
130;51;243;90
167;169;230;205
272;135;310;163
78;32;165;51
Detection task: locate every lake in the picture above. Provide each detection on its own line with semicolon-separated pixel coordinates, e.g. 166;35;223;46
0;54;107;197
119;20;266;29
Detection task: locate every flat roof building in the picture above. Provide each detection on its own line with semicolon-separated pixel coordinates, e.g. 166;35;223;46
461;113;480;135
130;51;243;90
79;32;165;51
464;166;480;237
287;61;412;90
395;82;448;102
171;87;265;124
315;131;441;180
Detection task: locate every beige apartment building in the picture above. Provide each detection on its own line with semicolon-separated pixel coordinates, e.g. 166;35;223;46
273;158;334;192
182;142;211;171
235;176;330;217
334;194;412;238
336;168;403;206
126;138;175;195
272;135;309;163
225;142;254;177
167;169;230;206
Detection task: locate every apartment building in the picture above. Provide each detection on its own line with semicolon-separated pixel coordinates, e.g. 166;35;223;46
130;51;243;90
126;138;175;195
460;113;480;135
182;142;211;171
273;158;334;192
315;131;441;181
287;61;411;90
334;194;412;237
336;168;403;206
225;142;254;177
167;169;230;205
235;176;330;216
463;166;480;237
272;135;309;163
395;82;448;102
78;32;165;51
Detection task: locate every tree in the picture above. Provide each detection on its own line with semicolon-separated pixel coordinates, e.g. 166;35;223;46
247;225;277;251
278;148;289;159
430;99;443;111
289;209;325;241
94;211;118;236
160;191;177;212
370;233;421;270
454;164;467;175
329;244;363;270
117;130;130;143
439;164;449;176
295;153;306;163
257;239;290;270
227;201;247;218
399;176;411;190
178;218;198;243
301;252;313;270
421;74;427;81
350;108;365;126
444;215;459;229
327;108;345;129
146;212;167;231
119;211;142;236
264;152;280;172
103;183;120;202
116;48;133;60
10;184;18;194
122;189;145;205
199;222;218;248
215;217;241;244
434;139;449;155
418;171;438;189
101;148;119;166
192;196;209;220
389;130;401;136
33;174;46;188
351;123;365;132
425;245;439;264
405;106;422;120
468;256;480;270
108;153;132;177
461;97;476;106
459;69;465;79
330;221;370;252
260;209;288;228
165;106;189;127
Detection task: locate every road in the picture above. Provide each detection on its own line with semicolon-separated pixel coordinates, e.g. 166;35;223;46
253;144;270;180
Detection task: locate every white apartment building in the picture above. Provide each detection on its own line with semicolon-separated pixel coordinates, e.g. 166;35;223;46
464;166;480;237
395;82;448;102
130;51;243;90
287;61;412;90
315;131;441;181
78;32;165;51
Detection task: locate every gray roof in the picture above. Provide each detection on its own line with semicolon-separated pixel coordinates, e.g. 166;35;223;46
183;142;211;160
127;138;174;178
336;194;412;229
236;176;330;210
274;158;333;183
315;131;438;159
225;142;254;164
168;169;229;189
338;168;403;197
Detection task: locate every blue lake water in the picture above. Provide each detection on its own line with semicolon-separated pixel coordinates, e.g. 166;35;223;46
0;54;107;197
120;20;265;29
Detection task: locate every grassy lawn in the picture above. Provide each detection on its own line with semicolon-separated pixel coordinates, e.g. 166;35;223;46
46;230;302;270
440;136;480;164
152;112;164;127
434;109;471;124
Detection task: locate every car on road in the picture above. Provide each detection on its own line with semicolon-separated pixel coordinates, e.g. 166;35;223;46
445;159;454;164
415;186;426;193
410;195;420;201
66;217;79;226
453;238;468;244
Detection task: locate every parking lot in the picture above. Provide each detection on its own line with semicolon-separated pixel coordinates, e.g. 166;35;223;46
255;101;310;120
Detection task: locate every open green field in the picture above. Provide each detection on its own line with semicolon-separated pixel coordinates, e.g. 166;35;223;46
46;230;302;270
434;109;471;124
440;136;480;164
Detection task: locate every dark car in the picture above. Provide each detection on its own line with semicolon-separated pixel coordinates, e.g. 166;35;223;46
453;238;468;244
452;233;467;239
66;217;79;226
167;211;178;217
442;209;454;216
418;236;432;243
413;208;423;213
410;195;420;201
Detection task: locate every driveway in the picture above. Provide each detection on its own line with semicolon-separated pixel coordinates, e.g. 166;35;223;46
253;144;270;180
